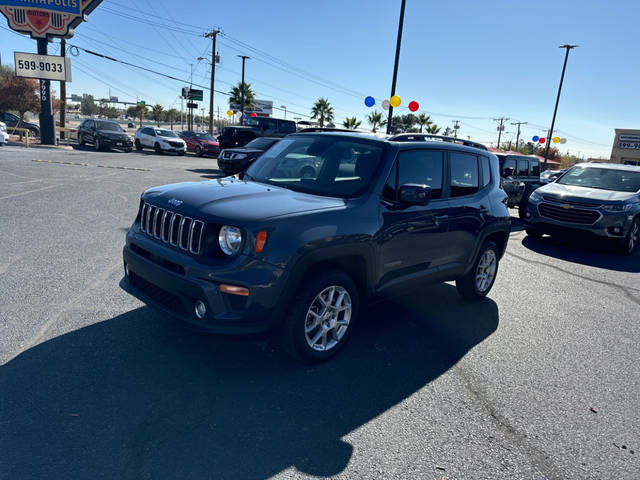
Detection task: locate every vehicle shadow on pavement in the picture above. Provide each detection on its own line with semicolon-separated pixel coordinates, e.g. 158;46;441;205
187;168;228;179
510;216;525;232
521;235;640;272
1;283;498;480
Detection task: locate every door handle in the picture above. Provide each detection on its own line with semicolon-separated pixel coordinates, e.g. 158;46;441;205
434;215;448;225
479;205;489;212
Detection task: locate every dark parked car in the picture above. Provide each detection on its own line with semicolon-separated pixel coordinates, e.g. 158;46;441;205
0;111;39;137
78;119;133;152
121;132;511;362
218;137;280;174
494;153;542;217
524;163;640;255
218;117;296;149
179;131;221;157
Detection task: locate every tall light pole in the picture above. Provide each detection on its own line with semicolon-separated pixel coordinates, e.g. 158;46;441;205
386;0;407;135
238;55;250;126
204;29;220;134
543;45;578;169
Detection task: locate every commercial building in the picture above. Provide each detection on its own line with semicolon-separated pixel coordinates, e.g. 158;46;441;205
609;128;640;166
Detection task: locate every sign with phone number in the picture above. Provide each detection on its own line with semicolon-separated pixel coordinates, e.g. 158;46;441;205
618;141;640;150
14;51;71;81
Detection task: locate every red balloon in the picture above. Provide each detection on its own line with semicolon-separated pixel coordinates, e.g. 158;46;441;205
408;101;419;112
250;112;257;117
539;137;546;144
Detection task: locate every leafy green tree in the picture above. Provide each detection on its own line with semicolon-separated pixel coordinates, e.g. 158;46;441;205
426;123;441;134
151;104;164;126
342;117;362;129
389;114;418;134
126;105;139;118
229;82;256;111
0;69;40;134
366;111;386;133
416;113;433;133
165;108;179;130
134;104;147;127
81;95;98;116
310;98;334;127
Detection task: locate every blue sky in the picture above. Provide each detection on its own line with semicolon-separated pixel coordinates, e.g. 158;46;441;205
1;0;637;157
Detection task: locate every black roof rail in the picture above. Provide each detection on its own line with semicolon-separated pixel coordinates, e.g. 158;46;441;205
297;127;364;133
389;133;487;151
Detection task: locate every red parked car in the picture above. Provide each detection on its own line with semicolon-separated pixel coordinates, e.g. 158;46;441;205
179;131;221;157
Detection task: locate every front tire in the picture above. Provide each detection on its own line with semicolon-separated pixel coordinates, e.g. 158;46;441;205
94;136;101;151
135;139;142;151
78;134;85;146
525;226;543;239
456;241;499;300
154;143;163;155
281;268;359;363
617;217;639;256
195;145;202;157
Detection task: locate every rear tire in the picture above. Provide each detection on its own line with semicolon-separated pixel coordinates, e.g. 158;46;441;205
617;217;639;256
456;241;499;300
94;136;101;151
195;145;202;157
280;268;359;363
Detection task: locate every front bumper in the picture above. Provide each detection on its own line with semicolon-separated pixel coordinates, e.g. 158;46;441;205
218;157;251;172
103;138;133;149
121;229;287;334
524;198;634;239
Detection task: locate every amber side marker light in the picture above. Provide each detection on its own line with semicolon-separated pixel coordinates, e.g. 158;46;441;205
255;231;268;253
220;284;250;297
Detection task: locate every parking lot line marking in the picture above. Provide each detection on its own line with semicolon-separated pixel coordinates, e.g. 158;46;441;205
0;183;65;201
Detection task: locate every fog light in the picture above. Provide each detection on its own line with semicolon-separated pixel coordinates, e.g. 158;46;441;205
613;227;622;234
125;263;130;276
525;211;531;218
195;300;207;319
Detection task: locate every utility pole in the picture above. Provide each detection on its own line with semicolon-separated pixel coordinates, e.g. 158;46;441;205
238;55;250;126
204;29;220;134
60;38;66;141
452;120;460;138
510;121;527;151
386;0;407;135
493;117;509;149
543;44;578;170
281;105;287;119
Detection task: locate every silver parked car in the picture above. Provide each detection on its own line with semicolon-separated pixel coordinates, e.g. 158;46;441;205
134;127;186;155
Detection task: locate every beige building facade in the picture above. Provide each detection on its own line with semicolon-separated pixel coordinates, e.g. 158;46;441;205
610;129;640;165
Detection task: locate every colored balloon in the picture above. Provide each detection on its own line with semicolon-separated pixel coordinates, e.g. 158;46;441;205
532;136;539;142
250;112;257;117
539;137;546;144
390;95;401;108
364;96;375;107
560;138;567;144
408;101;419;112
381;99;390;110
226;110;233;117
553;136;560;143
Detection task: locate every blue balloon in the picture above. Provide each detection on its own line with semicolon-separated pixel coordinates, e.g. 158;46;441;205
532;136;539;142
364;96;375;107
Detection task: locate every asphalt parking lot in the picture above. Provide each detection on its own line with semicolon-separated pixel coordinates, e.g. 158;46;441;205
1;145;639;480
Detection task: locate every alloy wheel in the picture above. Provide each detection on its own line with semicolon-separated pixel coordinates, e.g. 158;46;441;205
475;249;497;293
304;285;352;352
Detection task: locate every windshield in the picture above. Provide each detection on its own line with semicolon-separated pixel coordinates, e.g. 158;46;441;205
245;137;279;150
96;121;123;132
246;136;384;198
195;133;215;141
556;166;640;192
244;118;262;127
155;129;178;138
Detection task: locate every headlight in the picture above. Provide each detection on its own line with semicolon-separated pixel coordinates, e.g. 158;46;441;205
600;203;632;212
529;190;542;202
218;225;243;255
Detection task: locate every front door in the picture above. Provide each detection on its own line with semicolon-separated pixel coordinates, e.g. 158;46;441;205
377;149;451;289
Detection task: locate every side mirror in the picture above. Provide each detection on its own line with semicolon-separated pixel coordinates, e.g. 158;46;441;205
399;184;432;206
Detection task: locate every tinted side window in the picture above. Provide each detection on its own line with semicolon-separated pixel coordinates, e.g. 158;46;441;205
502;158;516;176
264;119;277;131
450;152;479;197
278;120;296;134
530;158;540;176
481;156;491;187
397;150;444;199
517;159;529;176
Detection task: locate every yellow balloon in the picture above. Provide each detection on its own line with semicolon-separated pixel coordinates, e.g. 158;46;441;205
552;136;560;143
390;95;401;108
226;110;233;117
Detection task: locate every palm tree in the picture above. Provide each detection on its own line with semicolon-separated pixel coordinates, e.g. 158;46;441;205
228;82;256;111
151;104;164;126
426;123;441;134
342;117;362;130
134;104;147;127
165;108;179;130
310;98;334;127
416;113;433;133
366;111;387;133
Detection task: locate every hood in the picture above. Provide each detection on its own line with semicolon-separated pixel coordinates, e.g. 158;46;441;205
538;182;638;203
159;135;184;142
143;178;345;224
100;131;130;139
222;148;264;155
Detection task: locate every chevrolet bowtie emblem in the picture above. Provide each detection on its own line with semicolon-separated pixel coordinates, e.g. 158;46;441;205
561;204;573;209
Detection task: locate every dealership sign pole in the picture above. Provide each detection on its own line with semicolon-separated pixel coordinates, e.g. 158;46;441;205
0;0;102;145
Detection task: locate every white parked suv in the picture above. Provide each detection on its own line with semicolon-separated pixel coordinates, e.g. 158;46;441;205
0;121;8;146
134;127;186;155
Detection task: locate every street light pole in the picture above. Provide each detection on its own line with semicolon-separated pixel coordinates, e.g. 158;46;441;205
238;55;250;126
204;29;220;134
543;44;578;169
386;0;407;135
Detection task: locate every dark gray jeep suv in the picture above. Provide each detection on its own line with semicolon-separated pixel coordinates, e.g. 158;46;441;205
121;132;511;361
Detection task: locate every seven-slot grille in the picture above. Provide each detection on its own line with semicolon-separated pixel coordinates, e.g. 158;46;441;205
139;203;205;254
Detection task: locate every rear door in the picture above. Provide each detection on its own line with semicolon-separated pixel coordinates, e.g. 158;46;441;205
377;149;452;288
446;151;490;268
277;120;296;136
263;118;278;136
